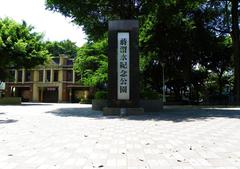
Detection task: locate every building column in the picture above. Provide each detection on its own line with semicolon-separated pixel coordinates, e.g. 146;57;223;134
14;70;18;83
58;70;62;82
33;70;38;82
58;84;63;102
50;68;54;82
22;68;25;83
69;88;72;103
32;85;38;102
43;69;46;83
72;70;75;83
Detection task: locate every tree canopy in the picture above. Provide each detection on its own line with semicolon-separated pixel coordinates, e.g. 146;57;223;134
0;18;50;81
46;39;78;58
46;0;240;104
45;0;152;41
74;39;107;87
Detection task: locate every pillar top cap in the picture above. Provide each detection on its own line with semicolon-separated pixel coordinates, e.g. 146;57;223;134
109;20;138;31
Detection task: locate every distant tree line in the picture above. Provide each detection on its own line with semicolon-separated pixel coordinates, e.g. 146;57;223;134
0;17;78;81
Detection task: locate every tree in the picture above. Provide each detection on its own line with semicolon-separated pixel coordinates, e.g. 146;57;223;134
0;18;50;81
139;1;234;102
46;0;236;103
139;1;207;98
74;39;108;88
45;0;150;41
201;0;239;103
46;39;78;58
231;0;240;103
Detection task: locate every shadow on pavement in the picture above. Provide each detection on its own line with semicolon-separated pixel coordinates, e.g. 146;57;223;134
0;119;18;124
46;107;102;118
127;108;240;122
46;106;240;122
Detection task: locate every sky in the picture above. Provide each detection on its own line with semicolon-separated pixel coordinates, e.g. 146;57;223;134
0;0;87;47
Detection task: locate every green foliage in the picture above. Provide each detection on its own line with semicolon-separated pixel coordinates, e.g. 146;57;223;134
0;18;50;81
138;1;234;102
46;0;238;104
46;0;151;41
140;90;161;100
79;98;92;104
94;91;108;100
0;97;21;105
74;38;108;87
46;39;78;57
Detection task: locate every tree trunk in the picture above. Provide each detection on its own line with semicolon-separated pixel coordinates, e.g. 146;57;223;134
231;0;240;104
218;72;224;95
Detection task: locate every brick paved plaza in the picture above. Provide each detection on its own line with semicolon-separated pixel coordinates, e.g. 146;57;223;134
1;103;240;169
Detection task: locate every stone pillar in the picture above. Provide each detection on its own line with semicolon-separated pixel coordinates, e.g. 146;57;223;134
14;70;18;83
59;55;64;65
43;69;46;83
22;68;25;83
58;84;63;102
69;88;72;103
72;70;75;83
59;70;63;82
50;68;54;82
32;84;39;102
62;83;67;102
33;70;38;82
104;20;143;115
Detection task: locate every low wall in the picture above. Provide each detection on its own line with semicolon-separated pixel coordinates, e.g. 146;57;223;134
92;99;108;111
0;97;21;105
140;99;163;112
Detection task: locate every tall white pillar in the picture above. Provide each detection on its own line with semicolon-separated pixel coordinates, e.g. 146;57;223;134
58;84;63;102
50;68;54;82
14;70;18;83
72;70;75;83
43;69;46;83
22;68;25;84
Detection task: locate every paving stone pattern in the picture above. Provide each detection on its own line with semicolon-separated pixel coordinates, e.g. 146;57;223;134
0;103;240;169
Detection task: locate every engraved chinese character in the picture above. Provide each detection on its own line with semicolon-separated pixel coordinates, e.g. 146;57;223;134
120;46;127;53
120;62;127;69
120;86;127;93
120;54;127;61
120;78;127;85
120;38;127;46
120;70;127;77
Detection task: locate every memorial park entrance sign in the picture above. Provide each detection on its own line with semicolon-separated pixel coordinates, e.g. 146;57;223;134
103;20;144;115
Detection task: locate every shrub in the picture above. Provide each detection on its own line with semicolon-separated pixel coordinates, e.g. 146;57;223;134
207;94;228;105
94;91;108;100
0;97;21;105
79;98;92;104
140;90;161;100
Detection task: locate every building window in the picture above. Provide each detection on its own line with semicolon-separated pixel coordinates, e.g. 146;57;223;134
25;70;32;82
66;70;73;82
54;70;58;82
39;70;43;82
46;70;51;82
17;70;22;82
67;59;73;65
